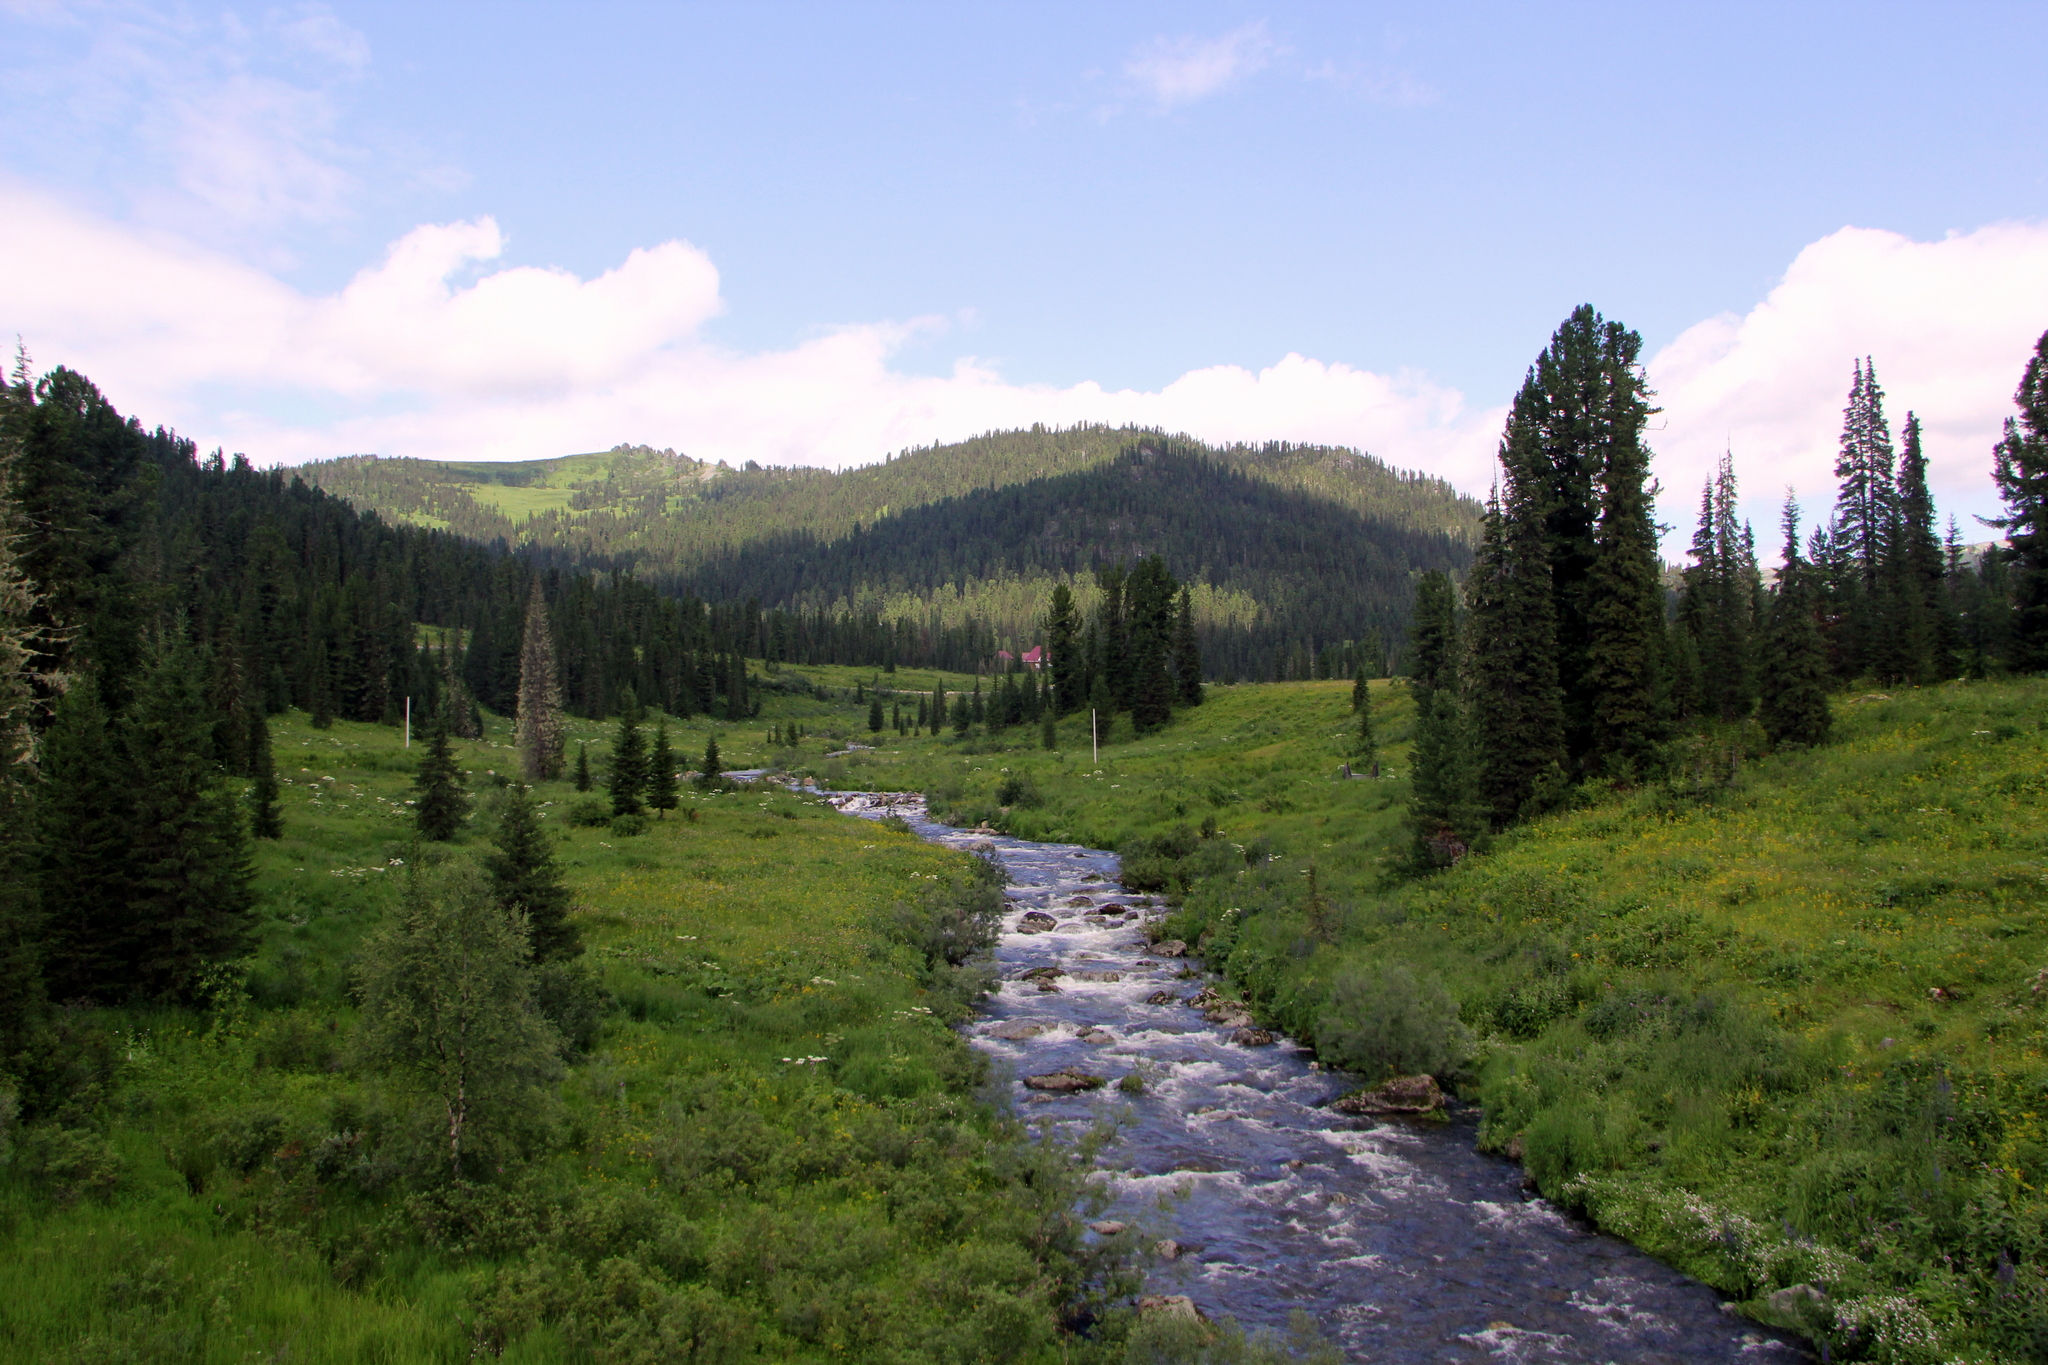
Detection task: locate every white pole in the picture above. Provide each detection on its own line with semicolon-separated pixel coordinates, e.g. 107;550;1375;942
1092;708;1098;765
404;696;411;748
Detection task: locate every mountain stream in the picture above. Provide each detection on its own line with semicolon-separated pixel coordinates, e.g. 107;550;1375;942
826;788;1808;1365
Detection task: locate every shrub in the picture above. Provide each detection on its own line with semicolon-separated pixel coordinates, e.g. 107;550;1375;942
1315;962;1472;1080
565;798;612;828
533;960;612;1056
609;811;649;837
995;772;1040;807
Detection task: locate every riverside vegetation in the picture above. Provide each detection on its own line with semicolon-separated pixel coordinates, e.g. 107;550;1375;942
811;670;2048;1364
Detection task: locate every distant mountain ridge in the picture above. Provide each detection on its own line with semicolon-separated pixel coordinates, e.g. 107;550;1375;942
289;425;1483;677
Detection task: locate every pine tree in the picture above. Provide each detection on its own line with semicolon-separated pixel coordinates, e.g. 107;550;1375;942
1172;585;1204;707
1408;681;1483;870
573;741;591;792
867;696;884;732
35;675;135;1001
485;784;579;962
1465;481;1566;827
1094;564;1129;710
1356;686;1378;773
1351;663;1370;714
413;710;470;841
1989;328;2048;671
247;706;282;839
122;645;259;1000
698;733;723;788
1581;352;1669;780
1892;413;1951;680
646;722;678;818
1758;495;1834;747
1404;571;1460;715
1834;359;1897;587
515;579;567;782
608;711;645;817
1125;556;1177;733
1678;453;1760;720
1041;710;1057;750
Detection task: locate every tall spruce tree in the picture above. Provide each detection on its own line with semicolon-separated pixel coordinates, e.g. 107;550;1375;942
514;579;567;782
1829;360;1899;676
1679;453;1760;721
247;706;282;839
608;711;646;817
1125;556;1177;733
1759;496;1834;747
1094;564;1129;709
1582;399;1669;778
485;784;579;962
1891;413;1950;681
1989;328;2048;671
646;722;678;817
413;710;469;841
698;733;723;788
1405;584;1483;868
1466;480;1565;827
1404;570;1460;715
573;741;591;792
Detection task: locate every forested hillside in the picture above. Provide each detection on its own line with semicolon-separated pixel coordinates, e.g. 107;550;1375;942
293;425;1483;678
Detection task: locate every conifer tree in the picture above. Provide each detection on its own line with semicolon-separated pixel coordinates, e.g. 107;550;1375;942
698;733;723;788
1356;686;1378;773
515;580;567;782
646;722;678;818
35;675;134;1000
1094;564;1129;709
1581;356;1668;779
1678;453;1760;720
1759;497;1834;747
573;741;591;792
247;706;282;839
1465;481;1565;826
1834;359;1897;586
867;696;884;732
1891;413;1950;680
486;783;579;962
1407;646;1483;869
1125;556;1178;733
413;710;469;841
608;711;646;817
1172;586;1204;707
1989;328;2048;670
123;645;259;999
1403;570;1460;715
1041;710;1057;750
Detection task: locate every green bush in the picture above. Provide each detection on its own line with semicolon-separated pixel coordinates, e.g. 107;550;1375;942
609;811;649;837
565;798;612;828
1315;962;1472;1080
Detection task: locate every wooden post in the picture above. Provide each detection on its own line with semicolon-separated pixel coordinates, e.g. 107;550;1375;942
1091;708;1098;766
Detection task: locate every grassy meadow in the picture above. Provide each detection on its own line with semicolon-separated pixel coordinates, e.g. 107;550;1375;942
0;697;1148;1364
805;669;2048;1364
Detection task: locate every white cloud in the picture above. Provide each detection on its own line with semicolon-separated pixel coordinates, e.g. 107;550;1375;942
1124;22;1275;109
1647;222;2048;552
0;185;1502;479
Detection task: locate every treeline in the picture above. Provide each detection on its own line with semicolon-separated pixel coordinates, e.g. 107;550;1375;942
1403;308;2048;869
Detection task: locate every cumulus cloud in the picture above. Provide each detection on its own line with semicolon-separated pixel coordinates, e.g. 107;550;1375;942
0;185;1504;478
1647;221;2048;552
1124;22;1276;109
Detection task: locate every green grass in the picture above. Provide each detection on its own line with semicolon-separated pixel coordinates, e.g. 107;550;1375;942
0;703;1137;1363
822;674;2048;1364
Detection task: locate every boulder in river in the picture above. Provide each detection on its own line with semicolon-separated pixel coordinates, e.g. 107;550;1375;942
1145;990;1177;1005
1087;1220;1128;1236
1066;895;1096;907
984;1019;1052;1040
1230;1027;1275;1047
1150;940;1188;957
1023;1067;1107;1092
1329;1073;1444;1115
1071;970;1122;982
1078;1027;1116;1045
1136;1294;1206;1322
1154;1239;1182;1261
1017;911;1058;933
1019;965;1063;981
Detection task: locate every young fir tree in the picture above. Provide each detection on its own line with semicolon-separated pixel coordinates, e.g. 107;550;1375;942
1891;412;1951;681
867;696;884;732
1171;586;1203;707
123;645;259;1000
1465;480;1566;827
1406;642;1483;868
413;710;470;841
1351;663;1371;713
247;706;282;839
1990;328;2048;671
1679;452;1761;721
1828;360;1898;676
1404;570;1461;715
698;733;723;788
514;579;567;782
608;711;646;817
646;722;678;818
573;741;591;792
485;783;579;962
1041;710;1057;750
1356;686;1378;774
1758;496;1835;748
352;865;564;1180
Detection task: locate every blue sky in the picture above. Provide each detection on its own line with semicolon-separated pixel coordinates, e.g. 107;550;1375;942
4;1;2046;544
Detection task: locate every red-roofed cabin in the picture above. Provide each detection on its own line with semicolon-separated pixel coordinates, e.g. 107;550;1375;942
996;648;1045;670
